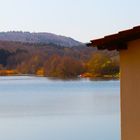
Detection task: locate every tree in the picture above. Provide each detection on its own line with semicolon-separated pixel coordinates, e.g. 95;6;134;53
44;55;85;78
86;52;119;76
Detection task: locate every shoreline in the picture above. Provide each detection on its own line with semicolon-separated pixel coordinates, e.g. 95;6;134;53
0;74;120;81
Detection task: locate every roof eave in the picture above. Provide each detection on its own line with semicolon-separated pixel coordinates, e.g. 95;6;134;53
87;25;140;51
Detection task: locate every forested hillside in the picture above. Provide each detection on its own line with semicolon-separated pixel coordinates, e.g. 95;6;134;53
0;31;83;47
0;41;119;78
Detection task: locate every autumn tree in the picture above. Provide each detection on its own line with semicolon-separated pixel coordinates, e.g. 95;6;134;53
44;55;85;78
86;53;119;76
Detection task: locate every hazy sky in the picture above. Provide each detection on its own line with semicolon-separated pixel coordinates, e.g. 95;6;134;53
0;0;140;42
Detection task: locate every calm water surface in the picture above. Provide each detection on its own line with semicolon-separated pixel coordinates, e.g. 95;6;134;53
0;76;120;140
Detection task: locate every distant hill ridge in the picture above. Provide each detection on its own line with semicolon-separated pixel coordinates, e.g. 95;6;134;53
0;31;84;47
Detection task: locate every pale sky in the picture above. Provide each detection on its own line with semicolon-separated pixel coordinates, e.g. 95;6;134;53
0;0;140;42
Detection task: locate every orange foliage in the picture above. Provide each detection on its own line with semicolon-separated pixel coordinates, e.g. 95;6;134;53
36;68;45;76
0;70;18;76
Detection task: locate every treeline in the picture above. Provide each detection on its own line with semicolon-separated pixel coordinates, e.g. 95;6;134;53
0;41;120;79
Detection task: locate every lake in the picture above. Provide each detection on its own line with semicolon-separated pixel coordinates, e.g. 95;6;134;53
0;76;120;140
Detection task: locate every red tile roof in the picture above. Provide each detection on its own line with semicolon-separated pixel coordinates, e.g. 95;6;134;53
87;26;140;51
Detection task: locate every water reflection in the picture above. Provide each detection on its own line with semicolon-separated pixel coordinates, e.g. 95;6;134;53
0;76;120;140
